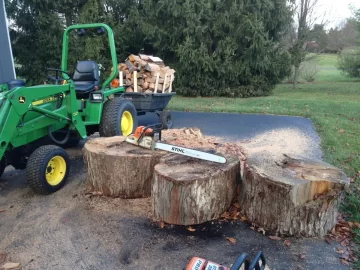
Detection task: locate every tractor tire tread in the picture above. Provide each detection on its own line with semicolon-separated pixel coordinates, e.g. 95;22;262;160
99;97;137;137
26;145;69;194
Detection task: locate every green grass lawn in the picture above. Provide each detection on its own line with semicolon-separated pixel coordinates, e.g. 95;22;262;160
168;54;360;264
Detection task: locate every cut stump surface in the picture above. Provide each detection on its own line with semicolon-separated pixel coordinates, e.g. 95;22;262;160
83;136;167;198
239;153;350;237
153;153;240;225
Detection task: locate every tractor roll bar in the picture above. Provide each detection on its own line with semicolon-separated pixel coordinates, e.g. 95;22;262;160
61;23;118;90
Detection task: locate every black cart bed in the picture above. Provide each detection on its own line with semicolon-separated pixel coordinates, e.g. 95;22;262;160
121;92;176;129
122;92;176;114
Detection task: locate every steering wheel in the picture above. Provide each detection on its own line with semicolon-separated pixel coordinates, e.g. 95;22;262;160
45;68;71;85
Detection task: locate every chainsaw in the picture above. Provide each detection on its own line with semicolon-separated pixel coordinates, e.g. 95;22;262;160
185;251;267;270
126;125;227;164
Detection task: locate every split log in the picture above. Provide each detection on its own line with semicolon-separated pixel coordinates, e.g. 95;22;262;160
115;54;175;93
145;63;161;72
239;153;350;237
153;154;240;225
83;136;167;198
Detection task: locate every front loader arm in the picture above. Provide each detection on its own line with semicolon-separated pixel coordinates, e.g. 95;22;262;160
0;99;21;160
0;83;87;161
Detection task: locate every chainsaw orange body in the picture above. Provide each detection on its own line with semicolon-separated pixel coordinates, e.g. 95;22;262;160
185;252;266;270
186;257;229;270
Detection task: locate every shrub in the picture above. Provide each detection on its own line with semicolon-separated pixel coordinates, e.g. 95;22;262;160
337;48;360;78
300;61;320;82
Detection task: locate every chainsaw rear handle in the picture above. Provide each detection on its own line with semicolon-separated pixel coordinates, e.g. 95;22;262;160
248;252;266;270
230;251;266;270
136;123;163;143
230;253;250;270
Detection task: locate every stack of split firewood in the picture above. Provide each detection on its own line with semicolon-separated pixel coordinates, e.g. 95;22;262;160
112;54;175;93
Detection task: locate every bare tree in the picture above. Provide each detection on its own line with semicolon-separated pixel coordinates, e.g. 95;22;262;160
289;0;328;88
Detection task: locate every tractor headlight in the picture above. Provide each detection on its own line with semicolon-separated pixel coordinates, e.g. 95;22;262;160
90;92;104;102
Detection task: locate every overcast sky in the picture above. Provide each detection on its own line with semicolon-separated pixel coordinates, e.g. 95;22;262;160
317;0;360;28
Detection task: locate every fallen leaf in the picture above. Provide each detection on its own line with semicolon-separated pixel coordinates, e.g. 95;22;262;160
350;178;355;183
187;227;196;232
341;239;349;247
226;237;237;244
233;202;240;208
269;236;282;241
339;129;345;133
159;222;165;229
221;212;230;219
250;226;255;231
283;239;291;247
0;209;6;213
299;254;306;260
336;248;345;254
258;228;266;235
341;259;350;266
240;216;248;222
324;236;331;244
2;262;20;269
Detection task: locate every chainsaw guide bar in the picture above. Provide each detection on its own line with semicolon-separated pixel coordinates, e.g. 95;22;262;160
126;126;227;164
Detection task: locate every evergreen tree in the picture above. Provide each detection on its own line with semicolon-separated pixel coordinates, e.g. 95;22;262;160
138;0;292;97
5;0;83;84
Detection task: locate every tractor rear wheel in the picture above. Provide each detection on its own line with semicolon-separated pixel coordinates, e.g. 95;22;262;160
26;145;70;194
99;97;138;137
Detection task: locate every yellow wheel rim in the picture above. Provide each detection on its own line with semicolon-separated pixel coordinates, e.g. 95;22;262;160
121;111;134;136
46;156;66;186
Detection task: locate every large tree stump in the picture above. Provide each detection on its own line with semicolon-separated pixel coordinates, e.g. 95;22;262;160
152;154;240;225
83;136;166;198
239;153;350;237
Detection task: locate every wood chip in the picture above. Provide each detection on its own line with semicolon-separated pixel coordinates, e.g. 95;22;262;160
269;235;282;241
2;262;20;269
226;237;236;244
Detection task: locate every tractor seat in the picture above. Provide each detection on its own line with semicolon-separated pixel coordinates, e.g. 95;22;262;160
72;60;100;99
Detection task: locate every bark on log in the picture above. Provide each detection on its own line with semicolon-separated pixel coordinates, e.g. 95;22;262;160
83;136;167;198
153;154;240;225
239;153;350;237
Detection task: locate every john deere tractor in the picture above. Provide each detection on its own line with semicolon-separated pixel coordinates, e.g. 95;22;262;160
0;23;138;194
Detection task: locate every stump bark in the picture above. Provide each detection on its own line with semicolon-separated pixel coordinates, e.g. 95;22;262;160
83;136;166;198
153;154;240;225
239;153;350;237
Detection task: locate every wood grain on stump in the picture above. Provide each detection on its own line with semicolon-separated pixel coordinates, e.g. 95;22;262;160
83;136;166;198
239;153;350;237
153;154;240;225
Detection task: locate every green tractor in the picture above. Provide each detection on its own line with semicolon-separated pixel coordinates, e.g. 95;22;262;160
0;23;138;194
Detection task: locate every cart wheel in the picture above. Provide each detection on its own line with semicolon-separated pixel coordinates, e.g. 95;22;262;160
100;97;138;137
159;110;173;129
26;145;70;194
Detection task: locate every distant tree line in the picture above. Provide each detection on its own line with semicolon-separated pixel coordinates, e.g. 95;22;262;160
305;20;359;53
4;0;360;96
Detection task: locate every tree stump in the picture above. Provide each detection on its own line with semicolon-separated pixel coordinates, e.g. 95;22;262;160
152;154;240;225
239;153;350;237
83;136;167;198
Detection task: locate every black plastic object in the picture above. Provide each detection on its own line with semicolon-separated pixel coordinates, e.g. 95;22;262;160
248;252;266;270
137;123;163;144
6;79;25;90
230;253;250;270
122;92;176;112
